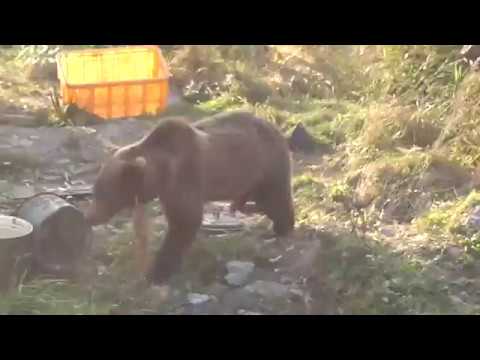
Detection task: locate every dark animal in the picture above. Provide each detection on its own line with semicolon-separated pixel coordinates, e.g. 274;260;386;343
288;123;317;153
84;111;295;285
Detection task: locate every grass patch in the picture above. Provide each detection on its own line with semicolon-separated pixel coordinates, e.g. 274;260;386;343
441;72;480;168
350;151;441;219
196;93;247;113
416;190;480;237
366;152;431;180
293;174;329;226
313;232;456;314
364;46;461;105
0;279;113;315
329;181;353;204
357;101;442;150
293;173;325;198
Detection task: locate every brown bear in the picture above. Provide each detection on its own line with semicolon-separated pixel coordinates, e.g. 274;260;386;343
84;111;295;285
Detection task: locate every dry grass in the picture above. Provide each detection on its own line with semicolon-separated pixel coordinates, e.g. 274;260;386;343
357;100;443;151
415;190;480;243
359;101;416;150
439;72;480;168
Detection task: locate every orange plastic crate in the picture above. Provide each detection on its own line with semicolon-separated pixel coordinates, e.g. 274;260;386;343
57;46;171;120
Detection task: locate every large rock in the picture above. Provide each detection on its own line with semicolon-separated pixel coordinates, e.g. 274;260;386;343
221;288;259;313
224;261;255;287
187;293;211;305
244;280;289;300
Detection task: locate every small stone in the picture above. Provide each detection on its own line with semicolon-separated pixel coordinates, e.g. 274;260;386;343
18;139;34;147
446;246;463;260
380;227;395;238
237;309;263;315
41;175;64;182
280;275;294;284
244;281;289;300
264;238;277;245
225;273;249;287
226;261;255;274
97;266;107;276
269;255;283;263
289;288;304;301
56;159;71;165
187;293;211;305
225;261;255;287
